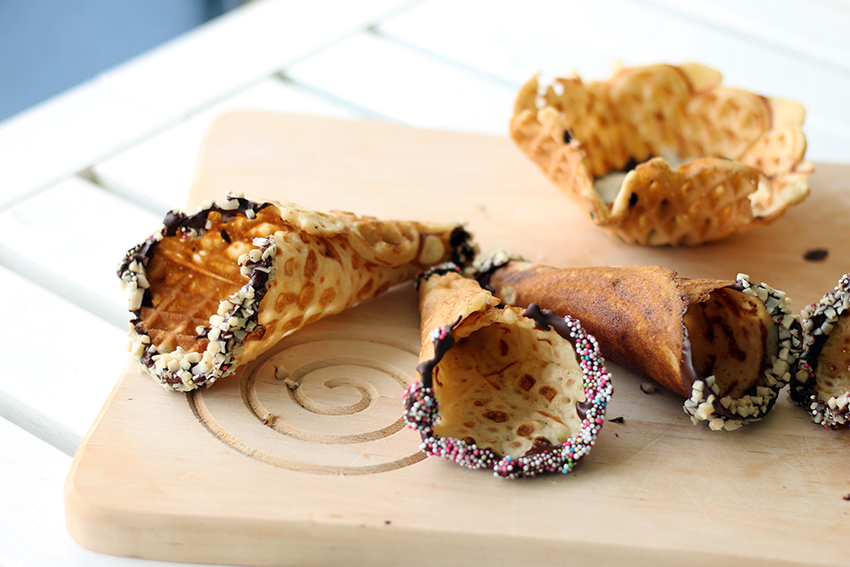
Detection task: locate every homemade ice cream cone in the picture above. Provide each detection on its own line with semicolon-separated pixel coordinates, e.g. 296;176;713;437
118;192;476;391
476;255;802;430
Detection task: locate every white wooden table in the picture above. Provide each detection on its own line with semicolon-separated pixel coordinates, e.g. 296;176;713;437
2;0;849;564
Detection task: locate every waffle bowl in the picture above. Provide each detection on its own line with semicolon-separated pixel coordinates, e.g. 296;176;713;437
68;111;850;567
510;62;814;246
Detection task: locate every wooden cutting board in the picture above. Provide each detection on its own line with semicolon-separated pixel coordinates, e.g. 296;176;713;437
66;111;850;567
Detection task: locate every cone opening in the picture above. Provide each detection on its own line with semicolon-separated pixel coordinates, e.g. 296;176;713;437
512;63;812;245
405;305;612;478
138;208;282;353
683;276;801;430
813;312;850;400
683;287;778;400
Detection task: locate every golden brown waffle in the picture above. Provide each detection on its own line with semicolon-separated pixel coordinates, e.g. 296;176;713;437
510;62;814;246
118;192;476;391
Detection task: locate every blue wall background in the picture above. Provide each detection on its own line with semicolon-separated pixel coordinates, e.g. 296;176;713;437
0;0;241;122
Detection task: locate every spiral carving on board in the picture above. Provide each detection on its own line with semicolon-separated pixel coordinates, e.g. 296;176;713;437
188;333;426;475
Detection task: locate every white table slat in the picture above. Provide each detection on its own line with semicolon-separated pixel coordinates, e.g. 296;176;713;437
639;0;850;74
378;1;620;86
284;32;517;135
0;0;414;211
0;416;215;567
0;264;130;452
92;0;418;121
0;83;165;209
0;176;161;328
377;0;850;164
92;77;359;214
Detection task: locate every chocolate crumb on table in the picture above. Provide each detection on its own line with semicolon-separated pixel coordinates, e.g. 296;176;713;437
803;248;829;261
609;417;625;423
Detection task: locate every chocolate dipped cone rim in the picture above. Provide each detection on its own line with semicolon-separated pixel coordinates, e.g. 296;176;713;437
404;268;612;479
118;192;476;391
794;273;850;428
679;275;801;430
475;252;802;431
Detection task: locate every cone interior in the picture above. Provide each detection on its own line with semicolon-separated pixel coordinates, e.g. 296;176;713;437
432;317;585;459
139;210;281;355
814;312;850;400
683;288;777;398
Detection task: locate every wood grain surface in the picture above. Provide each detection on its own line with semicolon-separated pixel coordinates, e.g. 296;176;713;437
66;111;850;566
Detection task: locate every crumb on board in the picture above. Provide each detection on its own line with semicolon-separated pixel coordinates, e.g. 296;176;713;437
804;248;829;261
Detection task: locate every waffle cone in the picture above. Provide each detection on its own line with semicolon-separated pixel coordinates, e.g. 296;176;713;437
403;267;612;478
510;63;813;246
478;257;801;430
118;192;476;391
